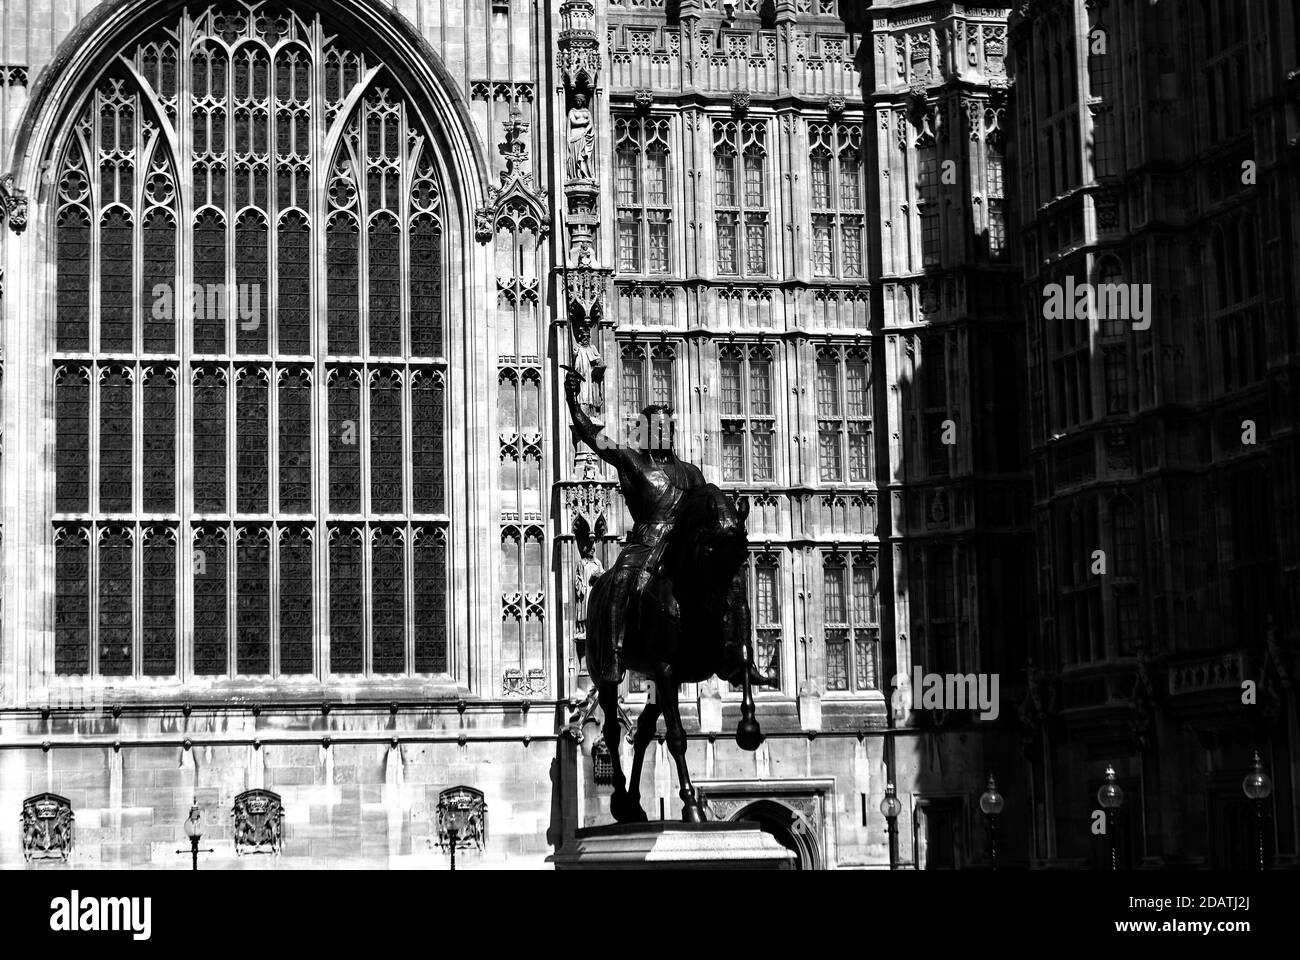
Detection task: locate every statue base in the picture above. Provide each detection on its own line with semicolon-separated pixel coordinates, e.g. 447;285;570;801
550;821;795;870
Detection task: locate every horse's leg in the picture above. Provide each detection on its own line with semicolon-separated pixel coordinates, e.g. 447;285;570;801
624;693;660;822
656;664;705;823
736;633;764;751
597;682;640;824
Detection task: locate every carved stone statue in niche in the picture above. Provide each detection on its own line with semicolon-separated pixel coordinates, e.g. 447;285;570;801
573;514;607;646
569;321;605;422
566;93;596;182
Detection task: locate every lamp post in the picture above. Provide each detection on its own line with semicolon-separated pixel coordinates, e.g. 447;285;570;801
175;799;214;870
1242;750;1272;871
880;782;902;871
979;774;1004;870
1097;764;1124;871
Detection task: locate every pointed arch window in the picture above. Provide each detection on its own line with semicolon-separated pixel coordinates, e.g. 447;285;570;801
49;6;449;682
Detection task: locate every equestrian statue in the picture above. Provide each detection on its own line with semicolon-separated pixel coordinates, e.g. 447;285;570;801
565;369;777;824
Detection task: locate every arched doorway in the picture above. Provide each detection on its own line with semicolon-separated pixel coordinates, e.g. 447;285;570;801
732;800;821;870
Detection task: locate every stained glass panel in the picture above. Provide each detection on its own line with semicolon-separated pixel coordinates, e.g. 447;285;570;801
329;526;363;673
236;528;270;674
371;528;405;674
279;528;313;674
142;527;176;675
98;527;133;675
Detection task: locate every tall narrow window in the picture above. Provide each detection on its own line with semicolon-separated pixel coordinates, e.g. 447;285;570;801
808;122;865;277
613;116;672;274
279;527;313;674
236;368;269;513
98;526;133;676
718;345;777;483
278;368;311;512
141;526;176;676
752;554;782;686
47;9;449;680
329;525;364;674
713;121;769;276
193;527;228;676
99;366;133;513
823;552;879;691
370;369;403;513
371;527;406;673
55;366;91;513
236;527;271;674
54;527;91;675
143;367;177;512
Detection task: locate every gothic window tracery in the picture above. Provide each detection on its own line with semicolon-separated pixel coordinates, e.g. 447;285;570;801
50;5;448;681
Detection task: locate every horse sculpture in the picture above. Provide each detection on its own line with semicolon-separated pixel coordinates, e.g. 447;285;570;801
566;370;773;824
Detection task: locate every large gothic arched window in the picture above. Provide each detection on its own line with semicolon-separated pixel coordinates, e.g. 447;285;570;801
51;4;448;682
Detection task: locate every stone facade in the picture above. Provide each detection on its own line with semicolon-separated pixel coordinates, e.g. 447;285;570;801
1012;0;1300;868
9;0;1288;872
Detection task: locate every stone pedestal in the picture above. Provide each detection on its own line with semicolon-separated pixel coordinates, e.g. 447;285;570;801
550;821;796;870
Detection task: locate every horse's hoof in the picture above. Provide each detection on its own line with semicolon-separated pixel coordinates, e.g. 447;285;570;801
736;717;764;751
611;793;647;824
682;802;706;824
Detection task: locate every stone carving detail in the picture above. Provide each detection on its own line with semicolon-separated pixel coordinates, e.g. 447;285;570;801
558;0;600;91
22;793;74;862
1;173;28;233
436;786;487;851
232;788;285;856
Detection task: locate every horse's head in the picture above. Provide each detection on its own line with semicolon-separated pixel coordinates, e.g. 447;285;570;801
669;485;750;589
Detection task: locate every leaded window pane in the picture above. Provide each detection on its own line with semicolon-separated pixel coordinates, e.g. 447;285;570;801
811;155;832;208
722;433;744;482
823;565;847;623
193;529;227;675
277;211;311;354
55;529;90;675
193;211;227;353
143;369;176;513
412;373;445;514
235;213;268;354
99;368;133;513
56;367;90;513
750;361;772;415
816;362;839;417
329;371;361;512
100;209;134;353
327;215;360;354
371;528;405;674
414;529;448;673
236;529;271;674
329;527;363;673
743;151;764;207
752;427;774;481
370;370;403;512
646;149;668;205
826;633;849;691
849;425;872;482
57;206;91;351
193;368;226;513
651;359;674;407
368;214;401;355
720;360;743;416
236;369;269;513
717;216;738;274
98;528;133;676
278;369;312;513
142;528;176;676
278;529;313;675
